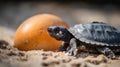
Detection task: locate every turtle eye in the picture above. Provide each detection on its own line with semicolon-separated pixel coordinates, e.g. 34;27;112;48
54;27;60;33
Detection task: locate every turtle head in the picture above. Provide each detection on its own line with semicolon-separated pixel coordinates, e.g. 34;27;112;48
47;26;71;41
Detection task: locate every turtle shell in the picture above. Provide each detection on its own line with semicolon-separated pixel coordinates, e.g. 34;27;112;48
69;22;120;46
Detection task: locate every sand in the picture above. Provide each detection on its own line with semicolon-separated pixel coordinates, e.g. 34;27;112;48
0;39;120;67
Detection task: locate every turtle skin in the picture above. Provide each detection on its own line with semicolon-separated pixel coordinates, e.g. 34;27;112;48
65;22;120;58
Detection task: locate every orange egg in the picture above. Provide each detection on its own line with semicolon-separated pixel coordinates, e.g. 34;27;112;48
14;14;69;51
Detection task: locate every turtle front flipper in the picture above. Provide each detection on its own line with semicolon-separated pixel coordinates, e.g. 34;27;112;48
58;42;69;51
97;47;115;58
67;38;78;56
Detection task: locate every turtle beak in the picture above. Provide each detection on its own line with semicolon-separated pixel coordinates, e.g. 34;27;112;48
47;26;55;33
47;26;59;39
47;27;52;33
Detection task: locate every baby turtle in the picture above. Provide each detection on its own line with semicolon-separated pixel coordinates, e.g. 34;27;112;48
47;22;120;58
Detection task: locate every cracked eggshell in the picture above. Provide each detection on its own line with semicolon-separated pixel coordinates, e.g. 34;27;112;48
14;14;69;51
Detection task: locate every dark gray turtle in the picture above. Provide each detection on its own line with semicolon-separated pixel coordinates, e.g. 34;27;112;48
47;22;120;58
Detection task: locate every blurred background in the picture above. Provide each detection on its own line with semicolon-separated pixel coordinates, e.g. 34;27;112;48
0;0;120;44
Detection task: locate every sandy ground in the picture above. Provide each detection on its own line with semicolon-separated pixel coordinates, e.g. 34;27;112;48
0;38;120;67
0;2;120;67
